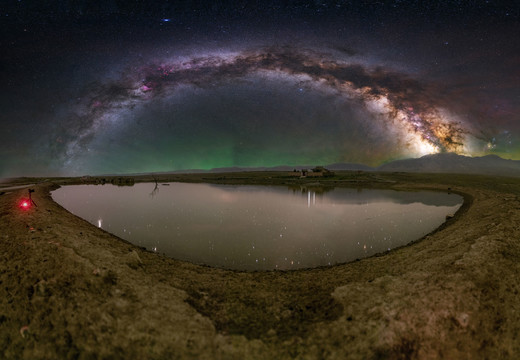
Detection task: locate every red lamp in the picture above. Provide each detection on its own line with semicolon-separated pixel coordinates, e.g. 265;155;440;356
19;199;31;210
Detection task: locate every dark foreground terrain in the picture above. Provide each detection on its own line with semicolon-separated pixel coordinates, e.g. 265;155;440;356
1;171;519;359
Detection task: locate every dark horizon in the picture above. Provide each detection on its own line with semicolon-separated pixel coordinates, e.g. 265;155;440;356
3;152;520;179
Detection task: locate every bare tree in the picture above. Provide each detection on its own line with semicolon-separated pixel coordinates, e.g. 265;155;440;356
149;177;159;198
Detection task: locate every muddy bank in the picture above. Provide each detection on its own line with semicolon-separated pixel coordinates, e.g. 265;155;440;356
1;172;520;359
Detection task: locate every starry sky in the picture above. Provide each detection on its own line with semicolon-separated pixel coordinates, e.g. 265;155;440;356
1;1;519;177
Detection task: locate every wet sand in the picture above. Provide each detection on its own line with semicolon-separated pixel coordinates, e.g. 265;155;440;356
1;172;520;359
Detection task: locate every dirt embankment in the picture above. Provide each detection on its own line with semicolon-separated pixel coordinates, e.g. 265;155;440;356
1;173;520;359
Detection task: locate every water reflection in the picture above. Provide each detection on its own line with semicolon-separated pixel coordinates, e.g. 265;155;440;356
52;183;462;270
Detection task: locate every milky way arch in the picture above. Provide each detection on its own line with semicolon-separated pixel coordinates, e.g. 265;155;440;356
58;46;472;167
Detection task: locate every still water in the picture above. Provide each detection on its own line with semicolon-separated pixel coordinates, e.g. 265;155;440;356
52;183;462;270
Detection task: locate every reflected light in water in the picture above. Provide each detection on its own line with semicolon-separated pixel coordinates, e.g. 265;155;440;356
52;183;462;270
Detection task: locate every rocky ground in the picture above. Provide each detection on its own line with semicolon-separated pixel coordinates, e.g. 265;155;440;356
1;172;519;359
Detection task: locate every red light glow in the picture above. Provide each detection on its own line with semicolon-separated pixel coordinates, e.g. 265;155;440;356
19;199;31;210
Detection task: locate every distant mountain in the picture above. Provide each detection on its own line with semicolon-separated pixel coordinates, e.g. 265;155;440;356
208;163;374;172
206;163;374;172
377;153;520;176
208;165;309;172
324;163;375;171
106;153;520;177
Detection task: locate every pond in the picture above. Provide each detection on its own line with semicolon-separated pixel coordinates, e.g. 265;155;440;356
52;183;462;270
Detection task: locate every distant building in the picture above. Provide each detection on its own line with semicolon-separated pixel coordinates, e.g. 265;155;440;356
289;166;335;178
111;177;135;186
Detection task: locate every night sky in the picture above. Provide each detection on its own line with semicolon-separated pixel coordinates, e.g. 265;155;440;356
1;1;519;177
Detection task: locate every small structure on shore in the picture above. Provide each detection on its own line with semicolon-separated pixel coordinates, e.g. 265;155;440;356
290;166;335;178
81;176;135;186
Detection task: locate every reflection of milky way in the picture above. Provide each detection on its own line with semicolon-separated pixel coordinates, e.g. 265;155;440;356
61;46;473;166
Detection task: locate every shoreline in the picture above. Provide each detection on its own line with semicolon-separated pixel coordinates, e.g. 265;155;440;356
49;181;468;273
1;172;520;358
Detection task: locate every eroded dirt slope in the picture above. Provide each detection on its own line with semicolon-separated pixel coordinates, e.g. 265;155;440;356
1;173;519;359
